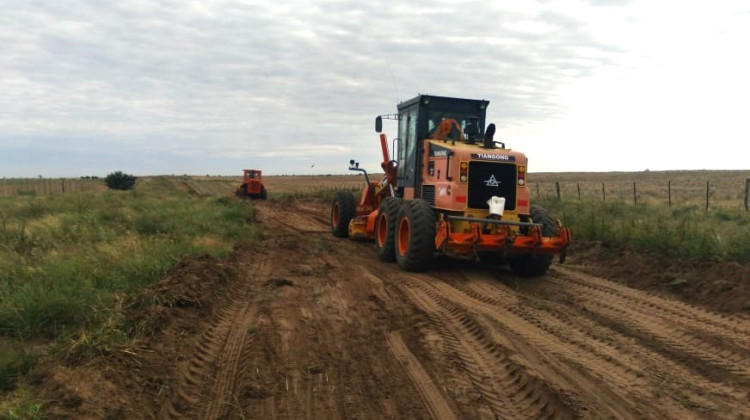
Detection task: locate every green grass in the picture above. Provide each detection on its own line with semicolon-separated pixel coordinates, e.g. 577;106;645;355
0;344;37;392
0;386;43;419
538;198;750;263
0;177;260;395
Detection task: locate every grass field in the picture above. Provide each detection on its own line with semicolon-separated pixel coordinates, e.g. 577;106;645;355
538;198;750;262
0;177;259;396
530;171;750;262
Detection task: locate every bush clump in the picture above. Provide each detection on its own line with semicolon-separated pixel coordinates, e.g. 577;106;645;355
104;171;137;191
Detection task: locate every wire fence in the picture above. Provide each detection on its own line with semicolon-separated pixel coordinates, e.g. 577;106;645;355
534;178;750;212
1;178;105;197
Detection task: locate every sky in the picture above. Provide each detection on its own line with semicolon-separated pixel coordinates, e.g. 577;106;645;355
1;0;748;177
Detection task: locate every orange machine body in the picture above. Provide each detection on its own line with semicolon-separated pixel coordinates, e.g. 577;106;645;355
332;94;571;273
235;169;267;199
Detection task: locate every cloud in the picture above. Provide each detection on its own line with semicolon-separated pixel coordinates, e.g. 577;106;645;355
1;0;746;176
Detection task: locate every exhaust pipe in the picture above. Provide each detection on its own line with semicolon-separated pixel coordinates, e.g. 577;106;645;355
483;123;496;149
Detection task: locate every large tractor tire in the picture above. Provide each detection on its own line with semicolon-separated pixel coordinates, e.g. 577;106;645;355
235;184;247;198
395;199;436;272
331;191;355;238
509;205;556;277
374;197;401;262
259;186;268;200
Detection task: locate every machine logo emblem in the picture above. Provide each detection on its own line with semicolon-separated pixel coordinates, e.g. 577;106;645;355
484;175;500;187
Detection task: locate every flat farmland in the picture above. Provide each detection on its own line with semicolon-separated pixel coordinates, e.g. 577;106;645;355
5;170;747;209
209;170;750;209
0;177;105;196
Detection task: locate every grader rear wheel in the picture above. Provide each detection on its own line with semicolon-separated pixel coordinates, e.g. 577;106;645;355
375;197;401;262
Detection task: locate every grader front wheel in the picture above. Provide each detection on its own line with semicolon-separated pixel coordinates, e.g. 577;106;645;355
331;191;355;238
395;199;436;272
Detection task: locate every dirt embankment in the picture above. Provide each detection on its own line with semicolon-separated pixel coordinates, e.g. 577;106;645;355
28;199;750;419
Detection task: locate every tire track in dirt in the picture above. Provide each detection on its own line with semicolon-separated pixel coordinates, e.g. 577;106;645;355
416;276;643;407
159;255;272;419
576;296;750;381
359;267;492;419
257;201;331;234
552;266;750;346
200;304;264;419
453;275;644;380
386;331;459;420
236;201;443;419
549;268;750;381
458;270;747;417
399;278;578;420
431;265;739;418
364;261;583;419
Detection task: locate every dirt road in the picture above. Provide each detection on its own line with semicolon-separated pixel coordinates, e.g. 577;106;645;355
39;198;749;419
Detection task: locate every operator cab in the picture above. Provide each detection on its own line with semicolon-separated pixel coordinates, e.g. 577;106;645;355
379;95;490;198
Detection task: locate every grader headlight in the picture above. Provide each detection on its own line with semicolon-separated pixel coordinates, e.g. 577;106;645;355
459;161;468;183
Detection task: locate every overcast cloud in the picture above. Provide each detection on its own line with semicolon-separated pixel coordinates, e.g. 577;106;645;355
1;0;748;177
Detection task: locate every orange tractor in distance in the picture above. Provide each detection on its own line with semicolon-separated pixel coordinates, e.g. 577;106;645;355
235;169;267;199
330;95;571;275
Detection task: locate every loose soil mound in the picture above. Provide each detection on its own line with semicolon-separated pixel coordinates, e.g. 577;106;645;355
571;242;750;314
28;248;248;418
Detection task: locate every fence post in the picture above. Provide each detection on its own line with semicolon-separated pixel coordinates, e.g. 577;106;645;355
633;182;637;206
705;180;710;212
577;183;581;200
745;179;749;212
555;182;561;200
668;180;671;208
602;183;606;202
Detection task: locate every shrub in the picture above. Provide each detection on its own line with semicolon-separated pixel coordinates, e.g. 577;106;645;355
104;171;137;191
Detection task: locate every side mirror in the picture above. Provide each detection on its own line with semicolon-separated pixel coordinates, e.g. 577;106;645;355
465;117;479;145
375;116;382;133
465;118;479;135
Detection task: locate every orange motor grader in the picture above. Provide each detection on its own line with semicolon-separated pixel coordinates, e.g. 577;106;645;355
235;169;267;199
330;94;571;275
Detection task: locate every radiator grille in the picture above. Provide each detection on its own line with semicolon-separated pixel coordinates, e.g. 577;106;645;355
422;185;435;206
467;162;516;210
